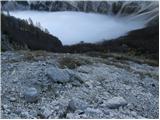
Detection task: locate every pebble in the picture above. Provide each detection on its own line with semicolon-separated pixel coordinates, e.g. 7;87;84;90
131;111;137;117
2;104;8;110
9;97;16;102
85;108;103;115
11;88;16;92
21;111;29;118
14;109;22;115
6;109;11;114
13;79;18;83
38;106;53;118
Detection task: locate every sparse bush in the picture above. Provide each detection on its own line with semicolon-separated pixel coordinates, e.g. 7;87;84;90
59;57;91;69
62;25;159;61
23;50;48;60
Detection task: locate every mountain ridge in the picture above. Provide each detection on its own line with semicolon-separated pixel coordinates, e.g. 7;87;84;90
1;1;158;26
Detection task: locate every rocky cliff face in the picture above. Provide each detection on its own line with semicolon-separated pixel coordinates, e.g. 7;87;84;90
1;1;29;11
1;1;158;26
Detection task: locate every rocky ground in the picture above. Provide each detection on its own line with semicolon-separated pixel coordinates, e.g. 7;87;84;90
1;50;159;119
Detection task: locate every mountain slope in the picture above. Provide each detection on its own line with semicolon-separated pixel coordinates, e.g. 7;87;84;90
1;50;159;119
1;14;62;51
1;1;159;60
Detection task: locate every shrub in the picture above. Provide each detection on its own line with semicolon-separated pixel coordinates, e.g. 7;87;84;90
59;56;91;69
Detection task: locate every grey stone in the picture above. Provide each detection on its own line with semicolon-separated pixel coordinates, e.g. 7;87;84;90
13;79;18;83
2;104;8;110
106;97;127;109
68;98;88;111
38;106;53;118
9;97;16;102
14;109;22;115
47;67;71;83
1;51;159;118
6;109;11;114
23;87;39;103
43;108;52;118
20;111;29;118
85;108;104;117
131;111;137;117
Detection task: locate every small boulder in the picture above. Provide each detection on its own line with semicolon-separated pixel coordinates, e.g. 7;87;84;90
21;111;30;118
46;67;72;83
9;97;16;102
23;87;39;103
85;108;104;117
106;96;127;109
2;104;8;110
68;98;88;111
38;106;53;119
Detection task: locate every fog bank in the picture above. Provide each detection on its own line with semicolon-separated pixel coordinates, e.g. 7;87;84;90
9;11;146;45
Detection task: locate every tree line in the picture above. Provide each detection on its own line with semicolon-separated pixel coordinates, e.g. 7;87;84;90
1;13;62;51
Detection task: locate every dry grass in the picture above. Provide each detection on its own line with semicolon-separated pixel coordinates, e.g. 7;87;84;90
59;56;92;69
23;50;49;60
86;52;159;66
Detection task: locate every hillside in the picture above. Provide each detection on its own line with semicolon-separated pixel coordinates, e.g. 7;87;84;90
61;24;159;60
1;50;159;119
1;1;159;61
1;14;62;52
1;1;159;119
1;13;159;61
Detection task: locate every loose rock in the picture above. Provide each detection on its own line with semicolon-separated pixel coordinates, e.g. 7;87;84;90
106;97;128;109
9;97;16;102
38;106;53;118
23;87;39;103
1;51;158;119
46;67;71;83
85;108;104;117
68;98;88;111
20;111;29;118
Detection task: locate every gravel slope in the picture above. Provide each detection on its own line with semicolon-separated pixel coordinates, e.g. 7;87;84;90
1;50;159;119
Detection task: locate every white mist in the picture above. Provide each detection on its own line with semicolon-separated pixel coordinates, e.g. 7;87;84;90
9;11;146;45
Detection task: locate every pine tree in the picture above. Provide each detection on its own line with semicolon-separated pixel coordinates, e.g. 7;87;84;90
28;18;33;25
44;28;49;34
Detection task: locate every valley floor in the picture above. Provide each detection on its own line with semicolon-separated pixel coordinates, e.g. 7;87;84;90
1;50;159;119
